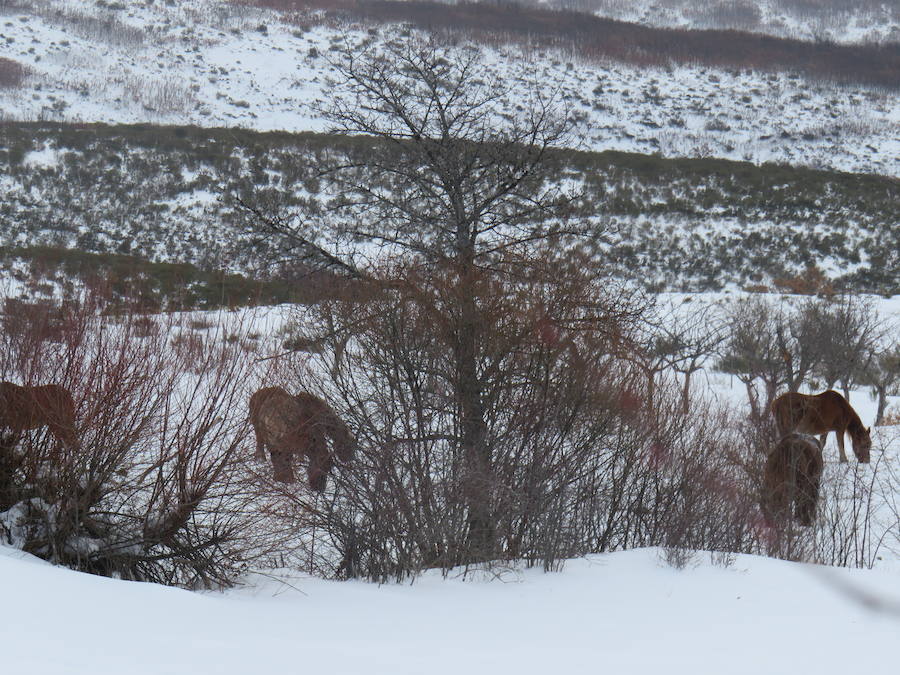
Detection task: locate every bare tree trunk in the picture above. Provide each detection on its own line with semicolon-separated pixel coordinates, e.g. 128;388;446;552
743;379;761;421
679;363;701;414
454;259;494;561
874;384;887;427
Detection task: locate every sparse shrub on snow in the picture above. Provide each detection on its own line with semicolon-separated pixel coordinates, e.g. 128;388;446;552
0;57;28;89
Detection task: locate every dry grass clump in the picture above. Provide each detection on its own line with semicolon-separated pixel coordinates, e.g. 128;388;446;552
0;57;29;89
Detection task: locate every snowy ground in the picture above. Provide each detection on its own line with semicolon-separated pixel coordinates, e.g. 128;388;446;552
0;1;897;176
544;0;900;44
1;291;899;671
2;543;899;674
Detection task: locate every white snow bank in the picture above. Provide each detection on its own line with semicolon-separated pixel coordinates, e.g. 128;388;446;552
1;545;899;674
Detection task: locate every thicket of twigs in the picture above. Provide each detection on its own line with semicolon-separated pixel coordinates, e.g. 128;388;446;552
1;277;897;586
0;287;294;588
271;267;900;581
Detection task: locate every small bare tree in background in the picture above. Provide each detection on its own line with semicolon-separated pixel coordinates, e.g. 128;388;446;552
809;294;882;398
862;340;900;427
717;294;882;428
717;296;799;424
624;300;724;413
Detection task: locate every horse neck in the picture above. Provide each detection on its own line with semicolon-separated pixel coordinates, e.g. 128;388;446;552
844;406;865;438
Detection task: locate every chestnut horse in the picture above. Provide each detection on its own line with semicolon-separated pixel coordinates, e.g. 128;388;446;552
0;381;78;449
771;390;870;463
249;387;355;490
762;433;823;527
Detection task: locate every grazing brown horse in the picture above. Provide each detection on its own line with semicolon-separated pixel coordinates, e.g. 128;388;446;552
0;381;78;449
771;390;871;463
249;387;355;490
762;433;823;527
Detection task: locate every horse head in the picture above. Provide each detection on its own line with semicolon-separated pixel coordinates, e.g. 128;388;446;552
852;426;872;463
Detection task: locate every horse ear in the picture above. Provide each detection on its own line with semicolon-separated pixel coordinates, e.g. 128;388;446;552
867;426;871;434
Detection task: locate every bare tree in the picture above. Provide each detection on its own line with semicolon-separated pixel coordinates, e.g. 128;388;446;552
810;295;882;398
236;37;606;561
630;300;725;413
717;297;792;422
861;340;900;427
717;296;834;422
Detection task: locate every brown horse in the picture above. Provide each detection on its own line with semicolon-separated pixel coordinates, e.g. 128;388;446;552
771;390;870;463
249;387;355;490
762;433;823;527
0;381;78;449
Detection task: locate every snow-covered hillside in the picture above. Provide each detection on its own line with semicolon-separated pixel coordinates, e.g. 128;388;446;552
2;544;899;674
0;0;897;176
546;0;900;44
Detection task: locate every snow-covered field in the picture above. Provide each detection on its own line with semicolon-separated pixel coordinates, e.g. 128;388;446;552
0;0;897;176
1;2;899;668
2;543;899;674
1;289;899;672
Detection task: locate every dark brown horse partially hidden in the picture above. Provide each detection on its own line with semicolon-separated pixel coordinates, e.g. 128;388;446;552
0;381;78;449
762;433;823;527
771;390;871;463
249;387;355;491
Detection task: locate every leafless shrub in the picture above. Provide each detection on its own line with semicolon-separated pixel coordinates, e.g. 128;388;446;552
812;445;895;569
45;8;145;49
256;259;772;581
0;289;289;588
0;57;28;89
119;75;198;116
685;1;762;31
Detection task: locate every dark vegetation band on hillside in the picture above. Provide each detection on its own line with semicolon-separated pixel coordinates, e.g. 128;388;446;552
0;246;310;310
1;121;899;297
239;0;900;89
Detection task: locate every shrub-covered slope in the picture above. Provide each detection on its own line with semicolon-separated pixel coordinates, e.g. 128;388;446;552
2;122;898;294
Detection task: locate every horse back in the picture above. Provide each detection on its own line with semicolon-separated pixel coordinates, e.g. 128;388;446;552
250;387;302;444
771;390;849;435
294;392;355;462
1;382;77;446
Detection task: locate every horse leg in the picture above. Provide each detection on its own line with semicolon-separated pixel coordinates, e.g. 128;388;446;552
48;423;78;453
306;432;332;492
763;482;789;528
307;452;333;492
270;446;295;483
762;458;789;528
836;430;848;463
796;452;823;527
252;424;266;462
